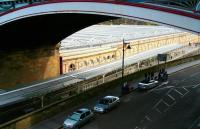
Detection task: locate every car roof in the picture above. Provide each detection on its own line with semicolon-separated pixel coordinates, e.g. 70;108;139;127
104;96;117;99
75;108;90;114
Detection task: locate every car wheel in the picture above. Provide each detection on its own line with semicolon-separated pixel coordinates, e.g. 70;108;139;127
90;116;95;121
105;108;109;113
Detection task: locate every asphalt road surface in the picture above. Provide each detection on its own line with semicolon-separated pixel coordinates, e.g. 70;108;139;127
79;64;200;129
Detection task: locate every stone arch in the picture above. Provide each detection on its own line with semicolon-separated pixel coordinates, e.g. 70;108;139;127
90;59;94;65
69;63;76;72
84;61;88;66
107;55;110;60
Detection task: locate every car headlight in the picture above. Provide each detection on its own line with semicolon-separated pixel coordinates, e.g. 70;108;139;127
66;124;74;128
99;108;104;111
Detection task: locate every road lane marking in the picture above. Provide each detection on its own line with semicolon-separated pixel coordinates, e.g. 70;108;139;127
181;87;189;97
145;116;152;122
190;71;200;78
153;99;170;114
188;115;200;129
192;83;200;88
166;94;175;101
148;86;174;93
173;89;184;96
148;81;168;93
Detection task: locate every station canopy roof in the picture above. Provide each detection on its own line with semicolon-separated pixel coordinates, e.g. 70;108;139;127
61;25;182;49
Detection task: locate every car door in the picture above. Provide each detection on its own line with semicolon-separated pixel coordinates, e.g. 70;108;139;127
84;111;91;122
108;98;114;109
112;98;117;107
79;113;86;126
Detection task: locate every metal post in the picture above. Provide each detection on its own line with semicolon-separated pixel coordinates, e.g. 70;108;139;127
157;59;160;73
11;1;16;9
41;96;44;108
122;39;125;79
137;62;140;70
102;74;105;83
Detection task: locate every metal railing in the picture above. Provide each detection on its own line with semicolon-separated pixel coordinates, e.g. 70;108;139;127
0;0;200;14
0;0;47;12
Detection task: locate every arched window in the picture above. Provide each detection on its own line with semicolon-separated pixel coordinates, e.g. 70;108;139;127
107;56;110;59
84;61;88;66
69;64;76;72
90;59;94;65
96;58;100;62
112;55;115;58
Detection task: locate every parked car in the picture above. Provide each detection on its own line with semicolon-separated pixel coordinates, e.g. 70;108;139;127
63;108;94;129
121;82;134;95
138;80;158;90
93;96;120;113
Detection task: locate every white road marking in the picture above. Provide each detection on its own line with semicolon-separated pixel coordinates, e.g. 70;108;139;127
173;89;184;96
192;83;200;88
148;86;174;93
148;82;168;93
174;85;196;88
190;72;200;77
166;90;176;101
145;115;152;122
153;99;170;114
187;115;200;129
181;87;189;97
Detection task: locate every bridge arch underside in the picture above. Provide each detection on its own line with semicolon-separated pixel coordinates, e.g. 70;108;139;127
0;13;116;88
0;13;116;50
1;2;200;50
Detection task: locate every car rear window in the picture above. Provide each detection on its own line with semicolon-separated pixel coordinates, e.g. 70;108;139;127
99;98;109;105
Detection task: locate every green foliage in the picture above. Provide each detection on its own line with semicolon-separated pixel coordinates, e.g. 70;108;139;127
99;18;158;25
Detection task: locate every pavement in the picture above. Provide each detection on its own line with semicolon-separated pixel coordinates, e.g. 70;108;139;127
28;58;200;129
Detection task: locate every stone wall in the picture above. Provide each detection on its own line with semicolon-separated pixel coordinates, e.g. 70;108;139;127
0;45;60;89
61;32;199;73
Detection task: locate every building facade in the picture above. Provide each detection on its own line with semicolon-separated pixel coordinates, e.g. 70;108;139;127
60;32;199;74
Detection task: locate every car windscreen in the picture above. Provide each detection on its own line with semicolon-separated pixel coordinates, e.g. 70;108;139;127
69;113;81;121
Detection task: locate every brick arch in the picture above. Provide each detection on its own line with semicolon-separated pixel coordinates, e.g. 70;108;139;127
69;63;76;72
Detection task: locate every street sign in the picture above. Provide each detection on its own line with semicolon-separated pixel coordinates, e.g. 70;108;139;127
157;54;167;61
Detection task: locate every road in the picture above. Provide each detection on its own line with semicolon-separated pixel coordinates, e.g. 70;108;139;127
28;61;200;129
78;64;200;129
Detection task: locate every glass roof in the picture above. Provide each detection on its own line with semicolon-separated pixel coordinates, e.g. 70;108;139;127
61;25;182;49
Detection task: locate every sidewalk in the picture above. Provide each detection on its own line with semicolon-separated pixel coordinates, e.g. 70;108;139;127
167;60;200;74
28;59;200;129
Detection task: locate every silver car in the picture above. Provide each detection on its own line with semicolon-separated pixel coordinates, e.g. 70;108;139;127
63;108;94;129
138;80;158;90
93;96;120;113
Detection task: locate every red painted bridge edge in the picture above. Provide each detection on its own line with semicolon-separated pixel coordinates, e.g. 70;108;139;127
0;0;200;20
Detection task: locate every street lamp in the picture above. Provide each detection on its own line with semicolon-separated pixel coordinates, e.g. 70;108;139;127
122;38;131;80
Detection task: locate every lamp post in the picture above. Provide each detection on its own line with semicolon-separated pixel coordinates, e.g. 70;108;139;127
122;38;131;80
122;39;125;80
